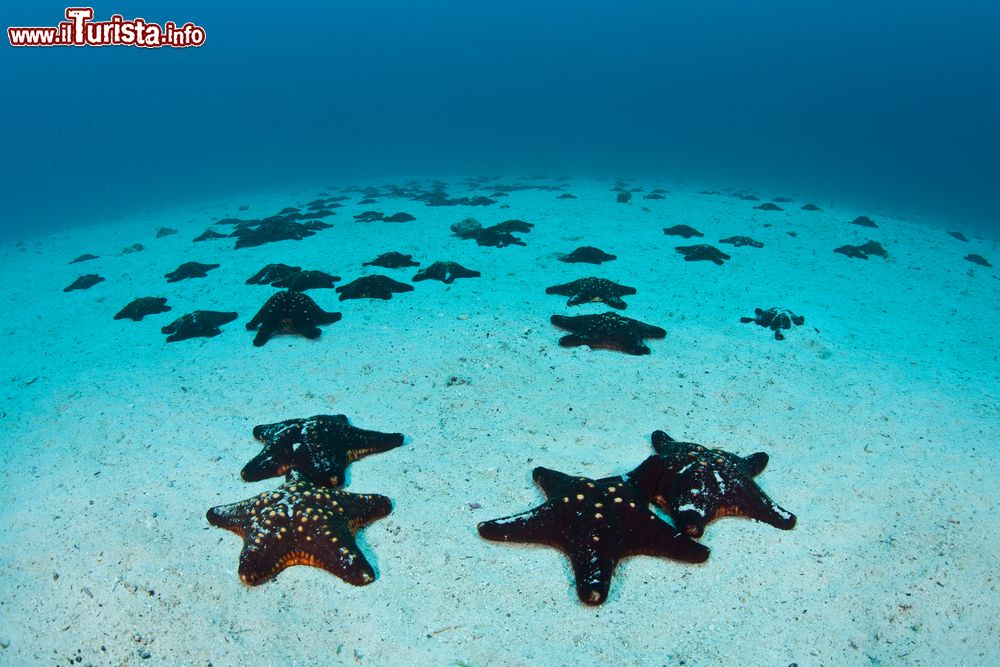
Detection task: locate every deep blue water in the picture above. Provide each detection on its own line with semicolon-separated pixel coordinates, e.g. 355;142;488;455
2;0;998;238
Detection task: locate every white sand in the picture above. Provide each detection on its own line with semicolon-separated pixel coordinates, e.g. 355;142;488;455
0;180;997;666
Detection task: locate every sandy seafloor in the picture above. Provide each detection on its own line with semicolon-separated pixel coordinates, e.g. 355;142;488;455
0;178;997;666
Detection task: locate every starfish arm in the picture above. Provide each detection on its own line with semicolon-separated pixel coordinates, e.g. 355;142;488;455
650;430;674;448
245;309;264;331
556;333;587;348
298;324;323;339
241;445;291;481
236;528;299;585
637;323;667;338
666;477;715;538
531;467;579;497
607;337;651;355
252;419;304;445
726;487;797;531
206;500;256;535
630;515;710;563
318;539;378;586
294;445;347;487
606;296;627;309
743;452;769;476
477;506;556;546
353;429;405;456
339;493;393;526
568;546;618;605
624;455;666;500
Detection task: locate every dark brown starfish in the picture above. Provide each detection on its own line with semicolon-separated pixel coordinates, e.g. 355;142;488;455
478;464;709;605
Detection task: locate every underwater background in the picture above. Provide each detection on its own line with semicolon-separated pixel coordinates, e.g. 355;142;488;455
2;0;1000;239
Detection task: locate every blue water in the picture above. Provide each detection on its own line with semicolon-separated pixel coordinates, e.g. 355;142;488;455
2;0;998;237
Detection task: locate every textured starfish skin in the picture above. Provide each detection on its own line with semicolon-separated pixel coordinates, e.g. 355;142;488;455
114;297;170;321
478;464;709;605
719;236;764;248
245;264;302;285
635;431;797;538
206;471;391;586
245;290;342;346
243;414;404;487
164;261;220;283
740;307;805;340
550;312;666;355
556;246;617;264
271;270;341;291
335;275;415;300
160;310;238;342
362;252;420;269
411;261;481;284
675;244;731;265
64;274;105;292
545;277;637;310
663;225;704;239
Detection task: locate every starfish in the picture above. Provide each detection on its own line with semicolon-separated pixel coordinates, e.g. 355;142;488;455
491;219;534;234
477;464;709;605
719;236;764;248
164;261;220;283
245;290;342;346
545;277;637;310
675;244;731;265
336;275;415;301
64;274;105;292
556;246;616;264
965;254;991;267
114;297;171;321
412;261;481;284
362;252;420;269
476;227;526;247
206;470;392;586
271;270;341;291
550;312;666;355
231;220;316;249
663;224;703;239
452;219;531;247
246;263;302;286
740;307;805;340
193;229;228;242
353;211;383;222
834;240;888;260
849;215;878;228
160;310;238;342
302;220;333;231
243;414;405;487
635;430;797;538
